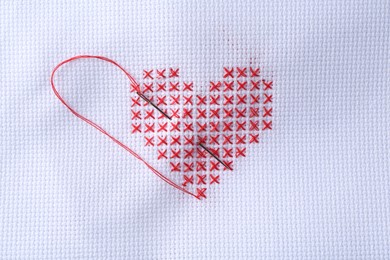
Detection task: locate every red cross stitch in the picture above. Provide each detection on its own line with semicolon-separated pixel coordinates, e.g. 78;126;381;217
223;68;234;78
250;67;260;77
158;149;167;160
182;175;194;186
224;81;234;91
51;55;274;200
237;67;247;77
196;188;207;199
131;66;273;198
143;83;153;93
169;68;179;78
183;82;193;91
236;121;246;132
210;81;221;91
197;161;206;171
156;69;166;78
210;174;220;184
143;69;153;79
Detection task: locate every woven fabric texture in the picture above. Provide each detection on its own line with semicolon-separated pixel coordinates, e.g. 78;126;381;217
0;0;389;259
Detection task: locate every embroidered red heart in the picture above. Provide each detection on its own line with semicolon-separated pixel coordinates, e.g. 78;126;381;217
51;55;273;200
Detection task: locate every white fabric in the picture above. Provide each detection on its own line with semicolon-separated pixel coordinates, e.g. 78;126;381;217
1;0;389;259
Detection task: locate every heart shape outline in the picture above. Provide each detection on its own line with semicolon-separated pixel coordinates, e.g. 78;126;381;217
51;55;273;199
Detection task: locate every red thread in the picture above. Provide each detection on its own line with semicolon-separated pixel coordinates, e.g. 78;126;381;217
156;69;166;78
182;175;194;186
237;81;247;91
183;82;193;91
145;109;155;119
210;95;220;105
210;160;220;171
184;136;195;145
197;161;207;171
170;162;181;172
223;148;233;158
249;134;259;144
197;95;207;105
224;108;233;118
210;108;220;118
131;97;141;107
158;149;167;160
209;148;219;157
170;109;180;118
236;134;246;144
210;81;221;91
196;188;207;199
54;57;273;199
196;109;207;119
169;82;180;91
237;67;247;77
263;107;272;117
183;122;194;132
262;120;272;130
170;95;180;105
171;136;181;145
223;95;234;105
250;108;259;118
196;174;207;185
210;174;220;184
157;96;167;106
131;123;141;133
223;122;233;131
250;94;260;104
157;122;168;132
250;121;259;131
157;82;166;91
223;161;233;171
197;122;207;132
224;81;234;91
250;67;260;77
196;148;207;158
170;122;180;132
131;110;142;120
169;68;179;78
183;108;193;118
210;135;220;145
143;70;153;79
184;95;193;105
235;108;247;118
236;148;246;158
210;122;220;132
143;83;153;93
145;136;154;146
184;162;194;173
264;94;273;104
262;80;273;90
223;135;233;145
171;149;181;159
145;123;155;133
51;55;199;199
184;148;194;159
237;94;247;105
223;68;234;78
158;136;168;146
251;80;260;90
236;121;246;131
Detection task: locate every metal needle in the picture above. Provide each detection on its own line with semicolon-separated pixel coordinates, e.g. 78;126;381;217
137;92;172;120
198;142;232;170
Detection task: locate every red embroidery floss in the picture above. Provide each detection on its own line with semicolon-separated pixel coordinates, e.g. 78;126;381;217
52;56;272;199
51;55;200;199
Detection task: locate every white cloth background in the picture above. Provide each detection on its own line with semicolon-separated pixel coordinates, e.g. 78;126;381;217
1;0;389;259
